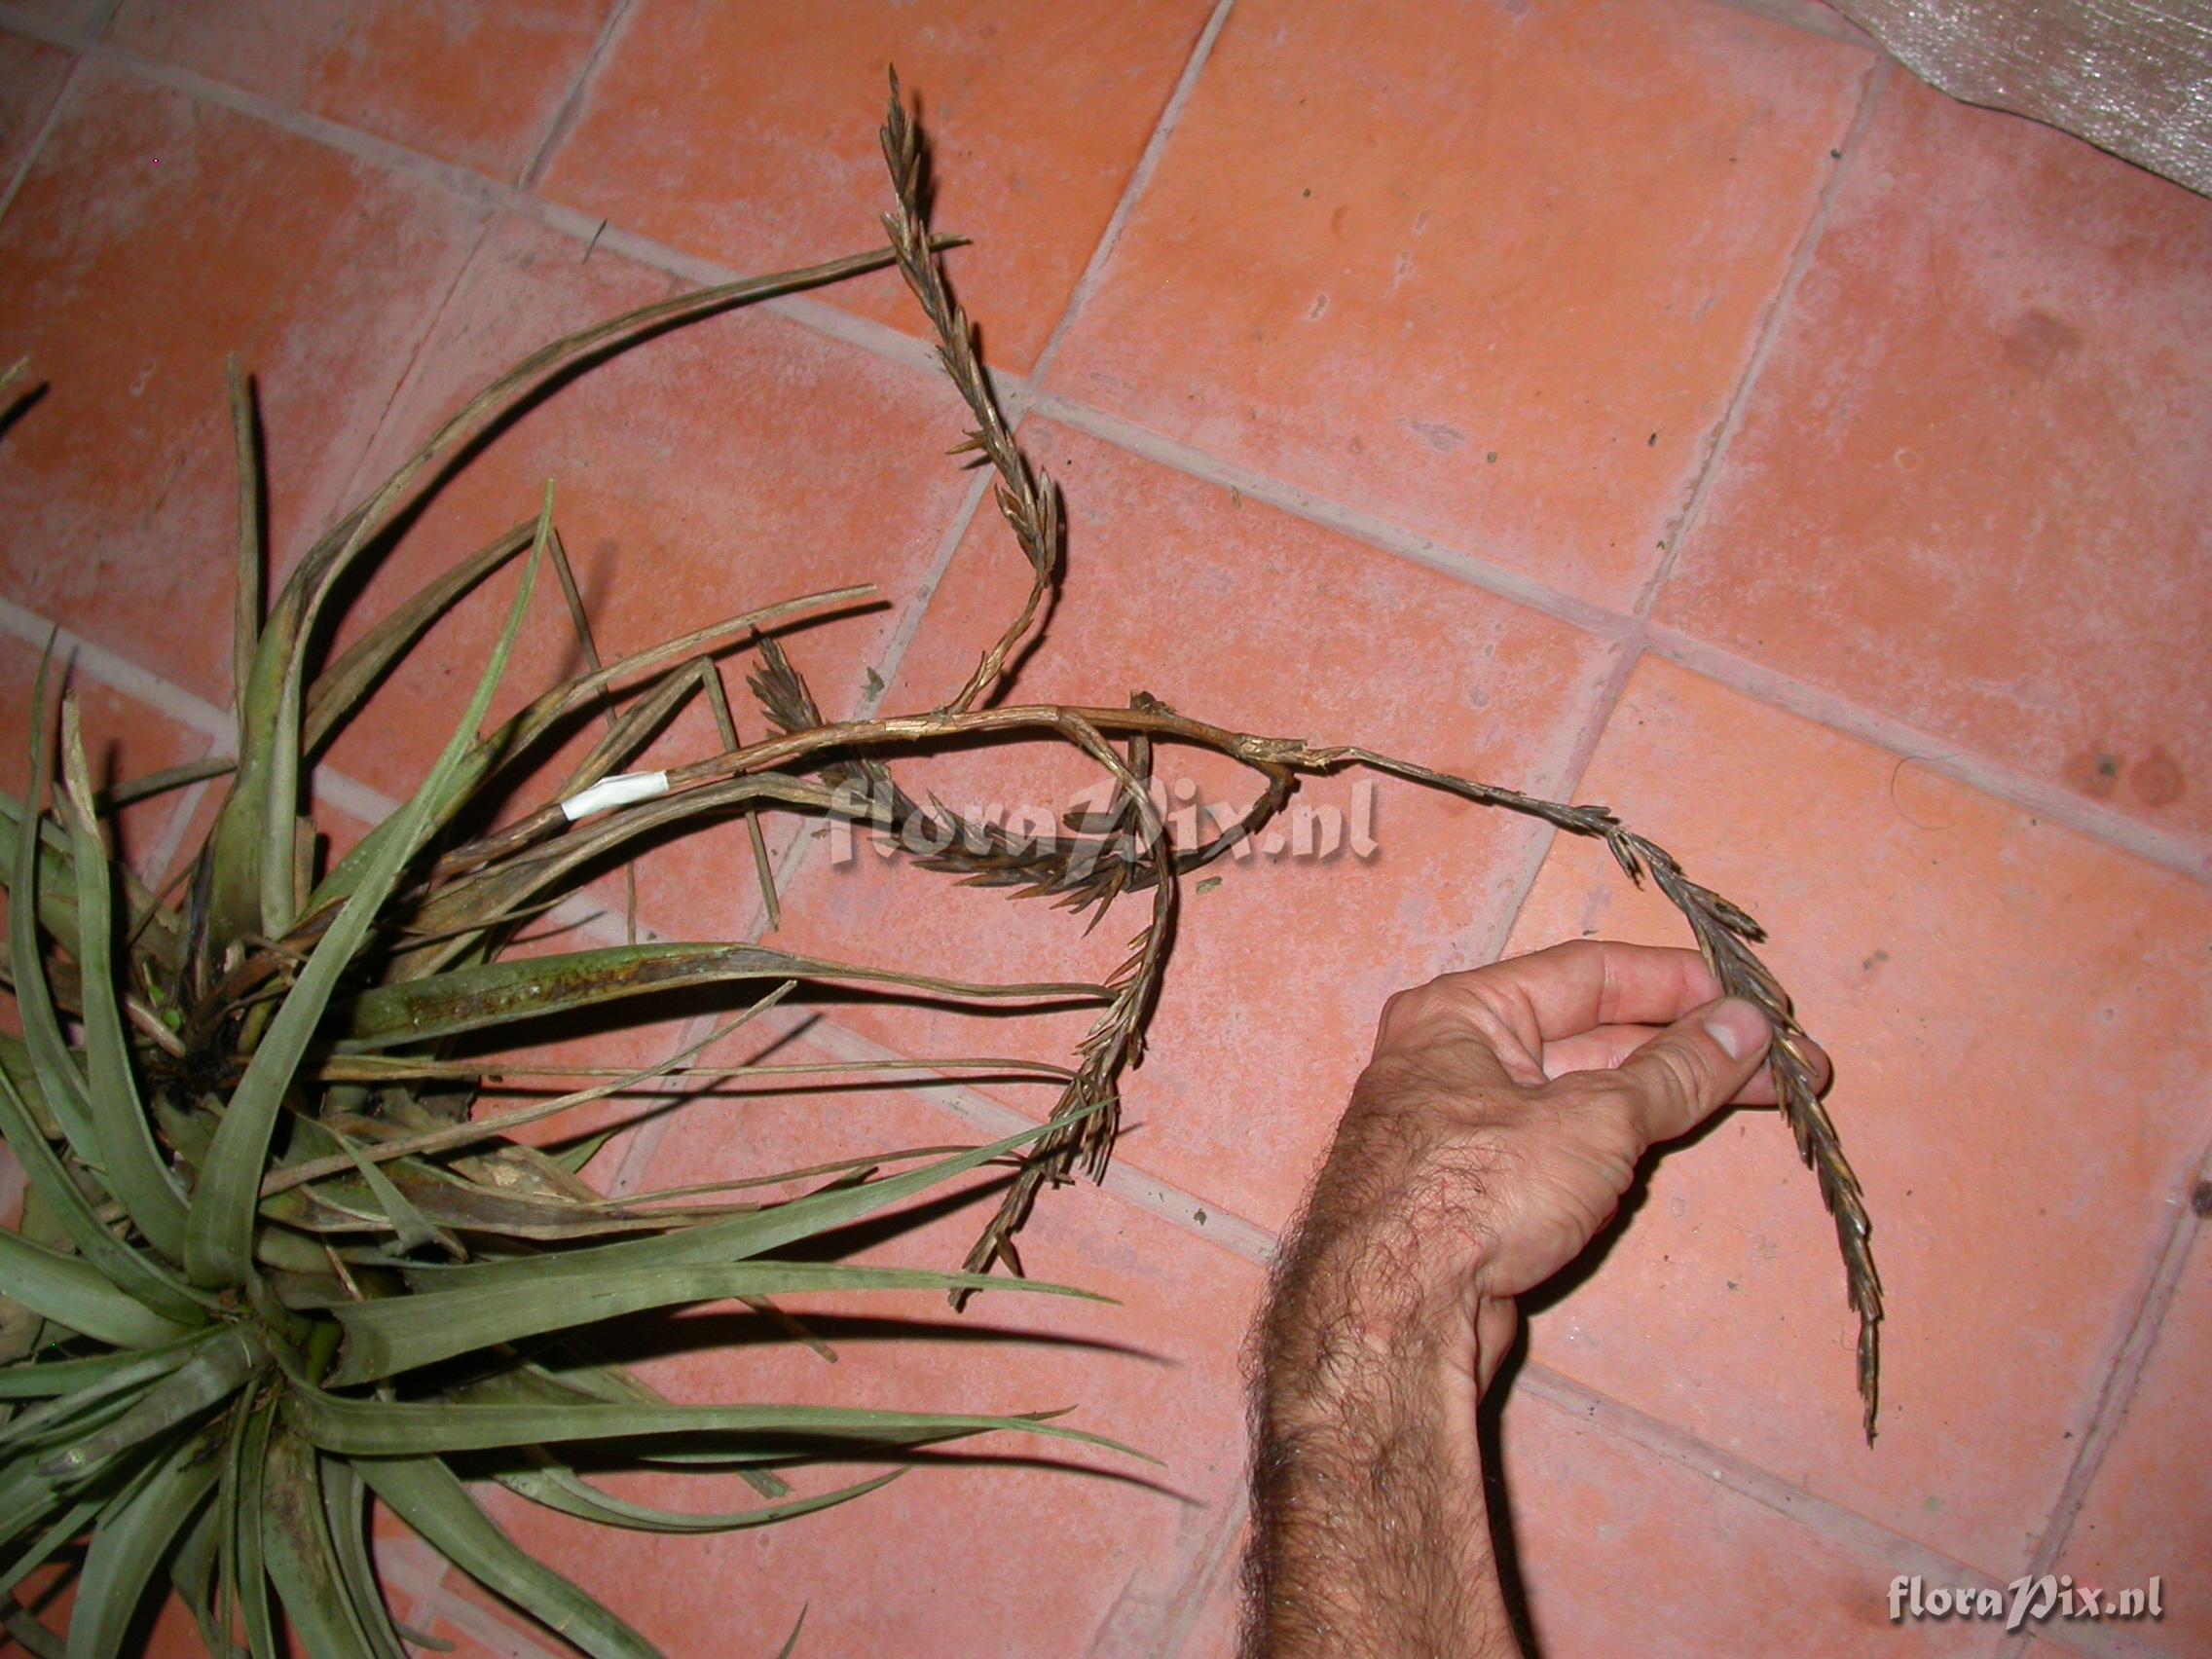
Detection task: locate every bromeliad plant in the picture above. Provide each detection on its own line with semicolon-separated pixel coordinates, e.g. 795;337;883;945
0;77;1882;1657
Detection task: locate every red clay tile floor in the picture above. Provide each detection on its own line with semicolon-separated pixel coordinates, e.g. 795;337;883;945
1;0;2206;1654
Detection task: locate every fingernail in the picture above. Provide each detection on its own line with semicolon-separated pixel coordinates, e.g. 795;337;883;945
1704;997;1771;1061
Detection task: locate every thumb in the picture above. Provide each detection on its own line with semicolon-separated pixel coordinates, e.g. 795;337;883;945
1611;996;1772;1143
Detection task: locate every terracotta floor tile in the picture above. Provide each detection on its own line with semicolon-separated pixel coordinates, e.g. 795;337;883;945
106;0;620;179
479;1044;1260;1658
1168;1517;1248;1659
0;33;71;188
0;631;211;877
392;1575;568;1659
1494;1390;1991;1657
1174;1395;1999;1658
2060;1229;2212;1653
766;418;1618;1232
5;0;101;36
313;211;977;945
1657;76;2212;847
534;0;1218;372
1044;0;1870;608
0;66;485;702
1501;657;2212;1574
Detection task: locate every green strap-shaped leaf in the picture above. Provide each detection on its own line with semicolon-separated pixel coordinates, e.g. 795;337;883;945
38;1324;265;1479
0;1452;67;1548
0;1036;56;1139
57;700;191;1258
166;1488;228;1658
332;940;1099;1051
258;1425;374;1658
10;647;101;1165
0;1339;203;1399
0;793;81;964
61;1426;220;1659
400;1105;1098;1295
352;1454;660;1659
0;789;180;974
328;1260;1097;1386
0;1492;101;1600
498;1460;900;1535
1;1603;60;1659
185;510;548;1290
223;1391;281;1659
393;773;832;983
319;1456;410;1659
302;520;535;756
289;1376;1142;1464
228;356;262;752
0;1067;209;1327
0;1334;201;1452
0;1228;198;1349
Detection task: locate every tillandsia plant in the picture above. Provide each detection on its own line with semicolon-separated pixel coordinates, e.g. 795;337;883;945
0;74;1881;1657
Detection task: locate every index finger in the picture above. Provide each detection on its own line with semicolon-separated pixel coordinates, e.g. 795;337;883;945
1447;940;1725;1048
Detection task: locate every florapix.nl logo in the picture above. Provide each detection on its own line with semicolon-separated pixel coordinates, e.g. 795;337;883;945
820;775;1381;874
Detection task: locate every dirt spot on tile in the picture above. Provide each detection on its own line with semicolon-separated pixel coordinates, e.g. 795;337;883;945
1406;418;1468;453
2062;748;2123;799
2002;308;2083;375
2129;747;2184;807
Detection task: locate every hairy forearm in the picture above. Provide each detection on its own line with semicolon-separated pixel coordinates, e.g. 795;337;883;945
1239;1098;1521;1657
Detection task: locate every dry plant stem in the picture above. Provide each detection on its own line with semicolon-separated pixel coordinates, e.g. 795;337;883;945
880;74;1056;719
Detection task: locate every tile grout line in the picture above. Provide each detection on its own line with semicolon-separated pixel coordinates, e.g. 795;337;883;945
0;597;230;741
18;13;2202;887
746;3;1242;921
0;47;84;230
140;765;214;890
1513;1367;2006;1606
1026;0;1236;384
0;4;87;51
382;1538;563;1659
1029;391;1632;643
1475;633;1647;968
317;213;498;541
1631;55;1889;620
1648;625;2208;880
2000;1135;2212;1656
1703;0;1879;52
1151;1488;1250;1659
516;0;636;190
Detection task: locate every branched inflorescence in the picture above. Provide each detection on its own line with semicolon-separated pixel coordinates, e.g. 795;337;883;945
815;76;1884;1429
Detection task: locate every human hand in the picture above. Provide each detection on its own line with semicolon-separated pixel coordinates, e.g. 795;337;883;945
1331;938;1826;1391
1242;940;1830;1657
